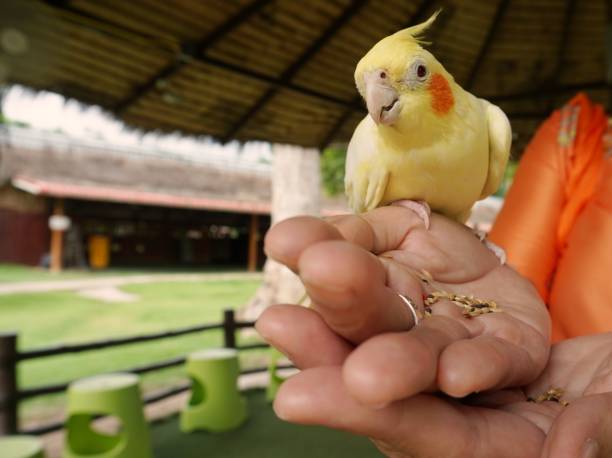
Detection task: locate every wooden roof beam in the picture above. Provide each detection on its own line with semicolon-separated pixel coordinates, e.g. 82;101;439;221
488;80;607;103
318;107;357;150
201;55;360;109
43;0;170;44
505;111;550;120
113;0;273;114
42;0;363;114
464;0;510;91
542;0;577;88
221;0;369;143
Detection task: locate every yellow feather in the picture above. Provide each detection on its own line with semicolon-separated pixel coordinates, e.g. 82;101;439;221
393;9;441;45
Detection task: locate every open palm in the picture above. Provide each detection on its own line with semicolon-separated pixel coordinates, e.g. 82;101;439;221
258;302;612;458
261;206;550;407
257;207;612;456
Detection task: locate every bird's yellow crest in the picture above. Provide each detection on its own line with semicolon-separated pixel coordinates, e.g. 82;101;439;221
393;9;441;45
354;11;442;94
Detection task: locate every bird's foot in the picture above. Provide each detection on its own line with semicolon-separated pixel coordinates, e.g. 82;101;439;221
392;200;431;229
474;230;506;264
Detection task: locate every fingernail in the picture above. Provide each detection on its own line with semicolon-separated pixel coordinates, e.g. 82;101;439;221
581;438;600;458
254;319;269;341
273;400;289;421
255;323;292;358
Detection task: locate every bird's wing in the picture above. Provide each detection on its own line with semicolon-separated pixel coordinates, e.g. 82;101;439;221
480;101;512;199
345;116;388;213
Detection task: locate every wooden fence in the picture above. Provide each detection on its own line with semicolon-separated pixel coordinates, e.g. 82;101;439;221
0;309;279;436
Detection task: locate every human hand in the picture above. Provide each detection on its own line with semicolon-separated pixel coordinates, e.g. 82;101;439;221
515;332;612;458
257;303;612;457
260;206;550;406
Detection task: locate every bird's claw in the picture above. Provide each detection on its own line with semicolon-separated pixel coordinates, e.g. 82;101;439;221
392;200;431;229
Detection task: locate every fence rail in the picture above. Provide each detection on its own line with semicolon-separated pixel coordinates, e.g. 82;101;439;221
0;309;272;436
17;322;226;361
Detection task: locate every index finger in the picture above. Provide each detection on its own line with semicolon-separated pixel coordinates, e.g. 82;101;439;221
264;215;344;272
332;207;500;282
327;206;426;254
264;206;425;272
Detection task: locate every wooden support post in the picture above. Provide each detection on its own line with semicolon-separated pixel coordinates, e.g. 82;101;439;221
223;309;236;349
0;333;18;435
50;199;65;273
247;214;259;272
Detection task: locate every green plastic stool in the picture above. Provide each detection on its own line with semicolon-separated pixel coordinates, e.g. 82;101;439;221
0;435;45;458
180;348;247;433
63;373;152;458
266;347;286;402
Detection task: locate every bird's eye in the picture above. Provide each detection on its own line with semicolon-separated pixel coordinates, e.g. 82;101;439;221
405;58;429;88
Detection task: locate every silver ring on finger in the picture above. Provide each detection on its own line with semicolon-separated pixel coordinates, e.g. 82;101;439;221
397;293;422;327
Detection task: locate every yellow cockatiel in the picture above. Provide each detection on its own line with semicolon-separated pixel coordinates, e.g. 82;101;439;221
345;12;511;224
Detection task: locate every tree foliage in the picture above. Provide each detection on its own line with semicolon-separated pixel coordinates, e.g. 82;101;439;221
494;159;519;197
321;145;347;196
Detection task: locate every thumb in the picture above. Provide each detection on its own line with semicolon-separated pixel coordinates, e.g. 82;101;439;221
274;366;543;458
542;393;612;458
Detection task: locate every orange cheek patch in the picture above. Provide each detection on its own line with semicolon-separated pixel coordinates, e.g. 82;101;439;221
428;73;454;115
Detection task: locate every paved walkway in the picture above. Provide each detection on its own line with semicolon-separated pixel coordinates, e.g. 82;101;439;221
0;272;262;295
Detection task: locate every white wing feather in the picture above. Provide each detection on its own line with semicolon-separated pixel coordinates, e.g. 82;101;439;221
345;116;383;212
480;101;512;198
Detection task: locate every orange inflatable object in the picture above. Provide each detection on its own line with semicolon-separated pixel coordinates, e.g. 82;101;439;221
490;94;612;342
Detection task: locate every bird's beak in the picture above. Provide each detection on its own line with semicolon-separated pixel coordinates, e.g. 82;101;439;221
364;70;400;125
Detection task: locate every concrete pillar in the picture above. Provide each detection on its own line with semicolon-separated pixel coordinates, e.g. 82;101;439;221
270;144;321;224
241;145;321;320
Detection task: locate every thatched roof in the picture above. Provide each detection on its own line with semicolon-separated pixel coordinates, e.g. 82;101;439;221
0;0;608;154
0;126;273;213
0;126;349;214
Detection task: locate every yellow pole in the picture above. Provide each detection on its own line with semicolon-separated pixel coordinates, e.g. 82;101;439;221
50;199;64;273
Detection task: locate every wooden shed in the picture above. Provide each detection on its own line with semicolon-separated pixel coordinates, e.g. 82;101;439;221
0;126;273;269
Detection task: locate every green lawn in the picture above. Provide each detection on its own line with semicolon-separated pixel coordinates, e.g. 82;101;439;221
0;263;91;283
0;278;263;427
0;263;246;283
